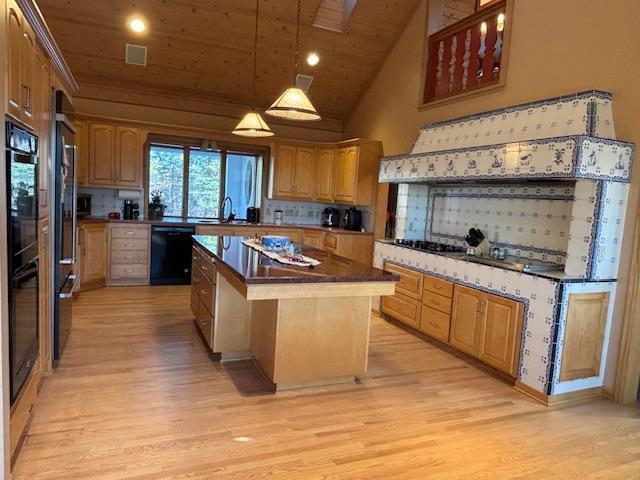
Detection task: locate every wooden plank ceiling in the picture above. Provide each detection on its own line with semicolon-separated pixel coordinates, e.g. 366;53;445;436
37;0;421;127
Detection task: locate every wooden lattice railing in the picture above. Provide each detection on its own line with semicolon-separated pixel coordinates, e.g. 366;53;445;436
424;0;507;103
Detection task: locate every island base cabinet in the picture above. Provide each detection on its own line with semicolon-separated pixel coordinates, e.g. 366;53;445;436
251;296;371;390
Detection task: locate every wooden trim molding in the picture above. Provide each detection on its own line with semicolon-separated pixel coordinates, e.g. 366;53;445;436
615;222;640;404
15;0;78;95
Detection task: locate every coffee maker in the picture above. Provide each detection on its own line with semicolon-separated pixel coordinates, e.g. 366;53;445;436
343;207;362;231
322;207;340;228
123;200;139;220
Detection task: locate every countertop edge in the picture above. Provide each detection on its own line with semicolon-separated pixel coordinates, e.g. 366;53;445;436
193;236;399;285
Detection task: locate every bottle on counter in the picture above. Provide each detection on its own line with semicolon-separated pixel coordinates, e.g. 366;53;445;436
274;209;284;225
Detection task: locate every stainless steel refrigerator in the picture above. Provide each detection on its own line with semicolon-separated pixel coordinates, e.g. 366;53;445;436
53;91;78;363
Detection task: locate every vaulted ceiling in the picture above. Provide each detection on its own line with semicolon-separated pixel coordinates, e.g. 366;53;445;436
37;0;421;129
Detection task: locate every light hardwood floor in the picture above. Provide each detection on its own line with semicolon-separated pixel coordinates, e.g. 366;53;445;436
12;286;640;479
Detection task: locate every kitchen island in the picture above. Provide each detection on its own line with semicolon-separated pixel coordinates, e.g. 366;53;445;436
191;235;398;391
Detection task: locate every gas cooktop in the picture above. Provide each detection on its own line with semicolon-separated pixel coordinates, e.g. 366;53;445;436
394;239;465;253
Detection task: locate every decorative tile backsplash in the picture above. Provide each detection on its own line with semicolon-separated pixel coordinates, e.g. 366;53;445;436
79;187;143;217
395;182;575;264
262;198;374;232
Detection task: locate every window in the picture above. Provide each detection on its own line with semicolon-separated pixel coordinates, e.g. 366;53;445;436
148;141;261;219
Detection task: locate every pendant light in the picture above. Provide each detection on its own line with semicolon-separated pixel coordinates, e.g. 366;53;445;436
233;0;274;137
265;0;321;121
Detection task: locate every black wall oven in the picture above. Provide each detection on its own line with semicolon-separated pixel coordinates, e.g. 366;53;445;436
6;121;39;404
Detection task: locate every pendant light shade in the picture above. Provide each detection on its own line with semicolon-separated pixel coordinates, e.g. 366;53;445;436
266;0;321;122
232;112;274;137
265;87;321;121
233;0;274;137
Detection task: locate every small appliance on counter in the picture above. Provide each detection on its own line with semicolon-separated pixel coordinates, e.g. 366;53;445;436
343;207;363;231
247;207;260;224
77;193;91;217
123;200;140;220
274;209;283;225
322;207;340;228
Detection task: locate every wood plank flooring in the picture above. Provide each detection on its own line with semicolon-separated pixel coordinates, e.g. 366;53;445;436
12;286;640;479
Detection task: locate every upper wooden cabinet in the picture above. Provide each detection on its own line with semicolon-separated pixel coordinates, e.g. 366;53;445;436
273;145;316;200
87;122;143;188
6;0;37;127
335;146;358;203
115;126;142;187
271;139;380;206
315;148;335;202
74;120;89;186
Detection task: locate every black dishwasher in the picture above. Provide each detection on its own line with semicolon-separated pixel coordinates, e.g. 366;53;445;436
150;226;196;285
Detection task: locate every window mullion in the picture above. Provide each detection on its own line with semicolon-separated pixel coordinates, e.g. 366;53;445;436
183;146;190;218
220;149;227;218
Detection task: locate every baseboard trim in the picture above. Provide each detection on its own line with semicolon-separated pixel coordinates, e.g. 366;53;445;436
515;381;604;407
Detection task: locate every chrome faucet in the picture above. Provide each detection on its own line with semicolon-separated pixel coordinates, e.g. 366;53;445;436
220;196;235;223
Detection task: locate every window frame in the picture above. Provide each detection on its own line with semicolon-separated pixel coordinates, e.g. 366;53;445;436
144;136;267;220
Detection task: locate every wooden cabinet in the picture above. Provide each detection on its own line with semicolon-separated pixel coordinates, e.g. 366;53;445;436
450;286;484;356
481;293;524;375
107;225;150;284
89;124;116;185
559;292;609;381
87;122;143;188
273;145;315;200
271;140;380;206
74;120;89;186
315;148;335;201
115;126;142;187
6;0;23;119
379;268;523;377
451;285;523;376
382;292;420;328
34;47;52;220
80;223;108;289
382;263;423;300
302;231;324;249
192;245;216;348
335;146;358;203
38;219;51;372
6;0;37;126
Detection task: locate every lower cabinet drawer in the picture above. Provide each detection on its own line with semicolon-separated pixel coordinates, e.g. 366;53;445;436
110;226;149;239
419;306;451;342
422;291;452;314
196;298;213;346
324;233;338;250
190;288;199;317
194;253;216;283
382;293;420;328
110;263;148;279
111;238;148;251
110;250;148;265
194;275;214;314
383;263;423;300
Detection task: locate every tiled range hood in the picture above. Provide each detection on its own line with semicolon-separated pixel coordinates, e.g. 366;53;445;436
379;91;633;184
379;90;635;281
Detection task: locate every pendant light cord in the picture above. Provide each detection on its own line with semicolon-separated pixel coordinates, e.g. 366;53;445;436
294;0;301;82
251;0;260;110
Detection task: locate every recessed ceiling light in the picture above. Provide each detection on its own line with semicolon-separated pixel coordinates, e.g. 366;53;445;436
307;52;320;66
129;17;146;33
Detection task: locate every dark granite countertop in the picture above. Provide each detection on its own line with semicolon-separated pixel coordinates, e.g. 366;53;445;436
193;235;398;285
78;216;372;235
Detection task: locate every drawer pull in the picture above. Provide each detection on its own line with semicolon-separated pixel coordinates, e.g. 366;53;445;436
126;231;134;235
433;285;442;290
201;290;208;295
